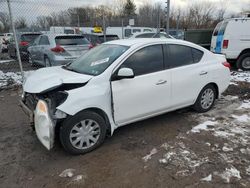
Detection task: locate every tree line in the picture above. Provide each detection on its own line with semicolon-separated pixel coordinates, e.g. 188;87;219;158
0;0;248;33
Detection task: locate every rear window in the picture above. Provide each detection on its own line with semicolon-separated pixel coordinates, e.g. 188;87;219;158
21;34;40;42
98;35;119;43
219;21;228;35
213;22;222;36
55;36;89;46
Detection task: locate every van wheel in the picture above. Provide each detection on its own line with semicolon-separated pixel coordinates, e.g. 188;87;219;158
60;111;107;155
193;85;216;113
237;53;250;71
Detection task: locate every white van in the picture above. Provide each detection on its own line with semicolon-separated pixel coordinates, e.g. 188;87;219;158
106;26;155;39
211;17;250;70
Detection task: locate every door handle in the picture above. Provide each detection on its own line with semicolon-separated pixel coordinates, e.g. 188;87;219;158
156;80;167;85
200;71;208;76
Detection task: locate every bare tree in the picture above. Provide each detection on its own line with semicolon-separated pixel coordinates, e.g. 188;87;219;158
0;12;10;32
15;17;28;29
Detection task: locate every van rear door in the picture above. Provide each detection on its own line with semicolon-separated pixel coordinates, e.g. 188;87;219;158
211;22;222;52
213;21;228;54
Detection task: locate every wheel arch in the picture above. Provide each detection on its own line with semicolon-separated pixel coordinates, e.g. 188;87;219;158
204;82;219;99
238;48;250;59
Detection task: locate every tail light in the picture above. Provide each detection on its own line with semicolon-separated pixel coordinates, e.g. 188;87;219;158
222;40;229;49
20;41;29;46
51;45;65;53
88;44;94;49
222;62;231;69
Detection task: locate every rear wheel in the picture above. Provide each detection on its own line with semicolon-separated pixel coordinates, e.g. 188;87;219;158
237;53;250;71
193;85;216;113
44;57;51;67
60;111;107;155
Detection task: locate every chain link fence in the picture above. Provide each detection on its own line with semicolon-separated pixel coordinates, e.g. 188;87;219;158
0;0;168;89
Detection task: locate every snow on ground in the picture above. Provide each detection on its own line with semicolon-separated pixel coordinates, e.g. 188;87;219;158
0;70;33;89
231;71;250;83
0;59;15;64
143;92;250;185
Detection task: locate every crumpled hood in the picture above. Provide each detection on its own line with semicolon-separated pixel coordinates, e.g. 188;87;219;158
23;66;93;93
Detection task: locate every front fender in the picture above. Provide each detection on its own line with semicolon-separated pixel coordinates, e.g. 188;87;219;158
56;82;117;134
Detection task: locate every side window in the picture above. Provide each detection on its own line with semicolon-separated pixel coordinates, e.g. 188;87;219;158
39;36;50;45
125;29;132;37
168;44;193;68
133;29;141;33
192;48;204;63
33;36;40;45
122;45;164;76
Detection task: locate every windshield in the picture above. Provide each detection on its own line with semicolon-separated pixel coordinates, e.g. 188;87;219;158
21;34;41;42
67;44;129;76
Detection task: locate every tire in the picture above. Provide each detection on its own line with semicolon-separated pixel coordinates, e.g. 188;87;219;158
237;52;250;71
60;111;107;155
44;56;51;67
193;84;216;113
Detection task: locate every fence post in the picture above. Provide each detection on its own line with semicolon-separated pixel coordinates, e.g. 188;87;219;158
7;0;24;81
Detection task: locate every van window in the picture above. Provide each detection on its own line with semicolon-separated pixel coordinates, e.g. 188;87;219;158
133;29;141;33
143;29;152;32
213;22;222;36
125;29;132;37
219;21;228;35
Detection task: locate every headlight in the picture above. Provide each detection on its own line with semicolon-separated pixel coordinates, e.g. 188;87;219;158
34;100;55;150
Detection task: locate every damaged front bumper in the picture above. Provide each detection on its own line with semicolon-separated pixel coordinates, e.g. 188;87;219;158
20;99;55;150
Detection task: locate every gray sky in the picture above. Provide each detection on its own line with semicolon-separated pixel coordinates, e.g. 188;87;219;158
0;0;249;23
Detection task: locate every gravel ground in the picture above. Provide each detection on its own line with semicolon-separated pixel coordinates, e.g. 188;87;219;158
0;76;249;188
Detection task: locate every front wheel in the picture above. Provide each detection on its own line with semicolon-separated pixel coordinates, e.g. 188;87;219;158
193;85;216;113
60;111;107;155
237;53;250;71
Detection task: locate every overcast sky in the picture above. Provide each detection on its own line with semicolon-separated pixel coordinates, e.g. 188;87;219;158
0;0;249;23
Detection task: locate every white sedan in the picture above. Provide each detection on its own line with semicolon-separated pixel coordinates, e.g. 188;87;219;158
21;38;231;154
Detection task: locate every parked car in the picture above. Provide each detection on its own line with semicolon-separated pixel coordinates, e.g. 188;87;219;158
21;38;230;154
0;33;13;53
106;26;155;39
28;34;91;67
169;30;184;40
211;17;250;70
83;33;119;46
130;32;174;39
7;32;41;60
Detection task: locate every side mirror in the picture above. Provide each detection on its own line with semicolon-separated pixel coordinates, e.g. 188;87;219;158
116;68;134;80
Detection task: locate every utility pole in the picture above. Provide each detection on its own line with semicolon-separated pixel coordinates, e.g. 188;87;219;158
165;0;170;36
7;0;24;81
102;14;106;42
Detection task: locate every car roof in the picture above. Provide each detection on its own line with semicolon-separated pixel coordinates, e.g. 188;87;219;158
105;38;206;51
42;33;84;40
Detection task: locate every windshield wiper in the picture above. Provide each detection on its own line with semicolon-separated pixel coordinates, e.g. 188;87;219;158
62;65;81;73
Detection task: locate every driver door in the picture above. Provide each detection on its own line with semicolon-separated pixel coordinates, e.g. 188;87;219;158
111;44;171;125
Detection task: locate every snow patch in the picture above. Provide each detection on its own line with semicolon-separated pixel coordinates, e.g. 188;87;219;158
59;169;75;178
216;166;241;183
231;71;250;83
142;148;158;162
237;100;250;110
232;114;250;123
201;174;212;182
190;121;218;133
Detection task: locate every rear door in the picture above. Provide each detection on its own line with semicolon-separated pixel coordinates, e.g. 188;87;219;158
166;44;208;107
55;35;90;58
37;35;50;63
111;44;171;125
213;21;228;53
